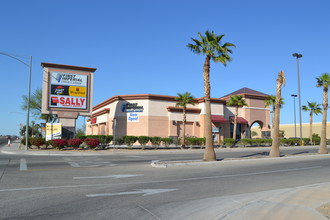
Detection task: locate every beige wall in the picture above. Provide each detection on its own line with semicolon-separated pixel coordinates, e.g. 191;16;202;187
251;122;330;138
86;94;270;140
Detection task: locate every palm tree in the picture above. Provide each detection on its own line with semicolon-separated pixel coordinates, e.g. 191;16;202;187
264;95;284;139
21;88;57;123
269;71;286;157
302;101;322;144
226;95;248;140
316;73;330;154
187;30;235;161
175;92;195;149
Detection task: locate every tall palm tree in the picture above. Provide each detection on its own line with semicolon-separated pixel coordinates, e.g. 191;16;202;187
302;101;322;144
264;95;284;139
187;30;235;161
175;92;195;149
226;95;248;140
21;88;57;123
269;71;286;157
316;73;330;154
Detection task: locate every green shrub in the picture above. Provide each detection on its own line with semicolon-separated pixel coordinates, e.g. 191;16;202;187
161;137;173;147
98;135;113;145
303;138;310;145
150;136;162;148
122;136;138;149
138;136;149;150
76;134;87;140
115;137;124;145
240;138;251;147
20;138;32;147
312;137;321;145
224;138;235;146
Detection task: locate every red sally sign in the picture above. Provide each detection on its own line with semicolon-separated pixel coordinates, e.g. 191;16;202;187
51;96;86;108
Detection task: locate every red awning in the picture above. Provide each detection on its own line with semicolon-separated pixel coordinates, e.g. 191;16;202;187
211;115;227;123
230;116;248;124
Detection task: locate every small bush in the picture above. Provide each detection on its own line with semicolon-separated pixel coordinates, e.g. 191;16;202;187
20;138;32;147
224;138;235;146
161;138;173;147
240;139;251;147
76;134;87;140
150;136;162;148
84;138;100;148
67;139;83;148
30;137;46;149
138;136;149;150
312;137;321;145
122;136;138;149
303;138;310;145
51;139;68;149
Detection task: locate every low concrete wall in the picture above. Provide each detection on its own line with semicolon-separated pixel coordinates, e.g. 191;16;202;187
0;137;8;145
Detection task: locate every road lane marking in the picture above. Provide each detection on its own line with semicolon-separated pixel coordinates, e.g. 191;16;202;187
0;166;321;193
86;189;177;197
73;174;142;180
138;205;161;220
20;159;27;171
63;157;116;168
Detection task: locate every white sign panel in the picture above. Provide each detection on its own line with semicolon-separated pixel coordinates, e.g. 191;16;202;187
49;72;88;109
127;112;139;122
51;72;87;86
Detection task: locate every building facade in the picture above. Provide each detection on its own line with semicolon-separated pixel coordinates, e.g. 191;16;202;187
86;88;271;143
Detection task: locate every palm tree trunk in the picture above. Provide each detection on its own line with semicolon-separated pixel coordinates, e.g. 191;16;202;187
203;55;216;161
270;71;285;157
271;106;275;140
233;106;238;141
182;108;186;149
309;112;313;144
319;88;328;154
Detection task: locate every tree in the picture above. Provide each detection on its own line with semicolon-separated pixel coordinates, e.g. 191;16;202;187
264;95;284;139
302;101;322;144
269;71;286;157
187;30;235;161
175;92;195;149
226;95;248;140
20;125;41;137
21;88;57;123
316;73;330;154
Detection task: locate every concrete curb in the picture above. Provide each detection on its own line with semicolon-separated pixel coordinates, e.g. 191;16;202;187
150;153;330;168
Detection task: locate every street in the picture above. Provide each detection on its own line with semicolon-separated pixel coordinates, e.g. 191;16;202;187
0;145;330;219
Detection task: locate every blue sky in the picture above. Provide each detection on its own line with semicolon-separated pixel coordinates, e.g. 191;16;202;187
1;0;329;135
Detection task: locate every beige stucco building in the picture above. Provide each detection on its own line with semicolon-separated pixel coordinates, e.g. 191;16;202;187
86;88;271;143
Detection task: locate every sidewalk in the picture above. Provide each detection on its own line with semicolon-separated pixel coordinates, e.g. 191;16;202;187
1;141;330;219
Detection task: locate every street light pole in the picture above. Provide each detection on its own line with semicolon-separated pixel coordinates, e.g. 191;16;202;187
292;53;303;144
291;94;297;138
0;52;32;151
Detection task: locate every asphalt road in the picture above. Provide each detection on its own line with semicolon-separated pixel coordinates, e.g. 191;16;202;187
0;147;329;219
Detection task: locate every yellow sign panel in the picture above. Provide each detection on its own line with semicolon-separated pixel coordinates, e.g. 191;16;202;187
46;123;62;141
69;86;86;97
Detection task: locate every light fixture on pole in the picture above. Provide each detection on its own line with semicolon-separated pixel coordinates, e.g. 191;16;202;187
0;52;32;151
291;94;297;138
292;53;303;143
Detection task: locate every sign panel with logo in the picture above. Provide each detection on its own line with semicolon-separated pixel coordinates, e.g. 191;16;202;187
122;103;144;112
49;72;88;109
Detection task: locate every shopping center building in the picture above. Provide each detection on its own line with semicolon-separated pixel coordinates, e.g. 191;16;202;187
86;87;271;143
